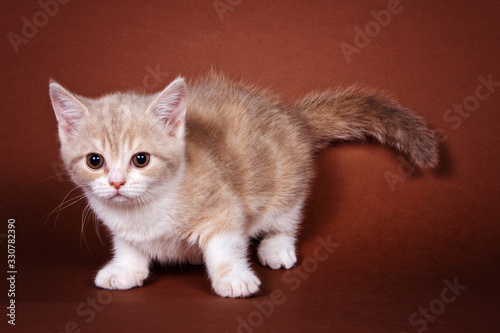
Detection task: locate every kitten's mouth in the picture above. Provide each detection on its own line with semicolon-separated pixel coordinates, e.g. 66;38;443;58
109;192;129;203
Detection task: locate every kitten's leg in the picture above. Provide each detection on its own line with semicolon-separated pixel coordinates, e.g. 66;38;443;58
257;202;303;270
203;233;261;298
95;238;150;290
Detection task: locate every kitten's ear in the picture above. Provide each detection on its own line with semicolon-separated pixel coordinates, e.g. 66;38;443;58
49;81;89;141
147;77;187;137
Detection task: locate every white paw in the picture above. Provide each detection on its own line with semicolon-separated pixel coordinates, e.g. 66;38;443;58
212;269;261;298
95;263;149;290
258;236;297;269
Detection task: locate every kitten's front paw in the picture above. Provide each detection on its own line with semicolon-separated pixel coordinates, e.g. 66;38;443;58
212;269;261;298
95;263;149;290
258;236;297;269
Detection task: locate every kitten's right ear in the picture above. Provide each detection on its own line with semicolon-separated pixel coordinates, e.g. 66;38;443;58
49;81;89;141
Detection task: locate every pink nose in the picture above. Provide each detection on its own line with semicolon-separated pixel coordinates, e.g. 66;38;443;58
110;181;125;190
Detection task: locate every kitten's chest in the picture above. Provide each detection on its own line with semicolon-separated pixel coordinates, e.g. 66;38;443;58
93;202;202;264
92;195;182;241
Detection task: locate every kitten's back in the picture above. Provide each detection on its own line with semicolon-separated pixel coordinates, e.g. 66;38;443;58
182;74;313;234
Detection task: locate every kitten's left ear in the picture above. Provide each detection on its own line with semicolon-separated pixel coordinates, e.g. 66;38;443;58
147;77;187;137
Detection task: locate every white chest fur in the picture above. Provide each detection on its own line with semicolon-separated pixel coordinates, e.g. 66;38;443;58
90;195;203;265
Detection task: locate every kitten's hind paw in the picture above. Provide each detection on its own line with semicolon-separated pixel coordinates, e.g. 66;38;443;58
212;269;261;298
95;263;149;290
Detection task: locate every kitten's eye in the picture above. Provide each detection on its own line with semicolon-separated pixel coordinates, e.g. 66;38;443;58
132;152;150;168
86;153;105;169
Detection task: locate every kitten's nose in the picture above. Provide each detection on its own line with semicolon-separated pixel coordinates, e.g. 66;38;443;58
108;168;127;190
110;181;125;190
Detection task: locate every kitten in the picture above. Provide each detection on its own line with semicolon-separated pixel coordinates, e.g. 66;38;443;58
50;72;438;298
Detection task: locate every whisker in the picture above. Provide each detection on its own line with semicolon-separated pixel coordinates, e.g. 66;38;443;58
139;195;153;215
44;187;87;227
93;213;106;249
86;195;108;250
38;172;70;184
80;203;93;253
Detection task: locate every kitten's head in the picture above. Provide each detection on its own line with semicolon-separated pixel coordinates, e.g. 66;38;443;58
50;78;187;206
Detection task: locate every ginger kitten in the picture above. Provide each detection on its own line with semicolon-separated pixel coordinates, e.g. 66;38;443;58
50;72;438;298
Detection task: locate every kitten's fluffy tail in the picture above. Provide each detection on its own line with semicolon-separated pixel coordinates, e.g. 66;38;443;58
295;87;439;169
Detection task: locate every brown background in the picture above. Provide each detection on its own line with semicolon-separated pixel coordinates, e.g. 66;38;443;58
1;1;499;332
